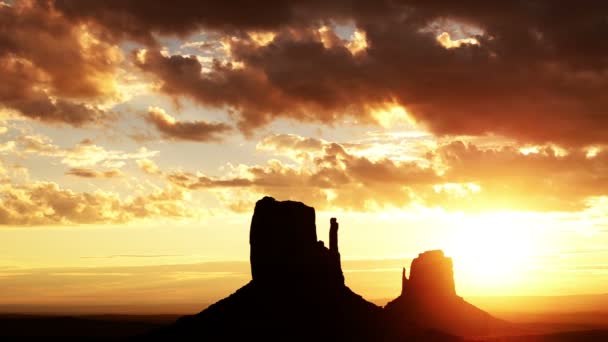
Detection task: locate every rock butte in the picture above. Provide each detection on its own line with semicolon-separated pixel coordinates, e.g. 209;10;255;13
146;196;506;341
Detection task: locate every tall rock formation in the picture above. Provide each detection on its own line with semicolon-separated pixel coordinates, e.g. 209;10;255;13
148;197;379;341
385;250;508;338
249;197;343;286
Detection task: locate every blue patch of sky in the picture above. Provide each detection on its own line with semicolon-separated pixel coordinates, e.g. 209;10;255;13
332;21;357;40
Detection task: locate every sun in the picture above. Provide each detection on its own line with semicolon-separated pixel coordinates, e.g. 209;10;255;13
443;212;540;294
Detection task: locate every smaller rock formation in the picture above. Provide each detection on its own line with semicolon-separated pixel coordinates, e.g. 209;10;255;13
406;250;456;298
385;249;508;338
329;217;339;252
401;267;408;296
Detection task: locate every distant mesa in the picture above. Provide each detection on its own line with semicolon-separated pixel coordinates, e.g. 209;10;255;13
385;250;509;337
145;196;505;341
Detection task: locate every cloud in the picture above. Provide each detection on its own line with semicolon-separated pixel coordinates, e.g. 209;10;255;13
137;22;608;144
136;158;161;175
257;133;325;153
145;106;231;142
52;0;367;44
2;1;605;143
0;56;107;126
0;140;16;153
58;0;604;145
65;167;122;178
424;142;608;211
18;135;158;168
0;181;198;225
0;1;123;125
167;139;438;211
163;133;608;212
133;36;391;134
436;32;479;49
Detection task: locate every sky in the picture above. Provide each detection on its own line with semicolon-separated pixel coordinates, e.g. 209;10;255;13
1;0;608;313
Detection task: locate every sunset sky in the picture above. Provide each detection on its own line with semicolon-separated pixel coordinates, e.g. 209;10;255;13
1;0;608;313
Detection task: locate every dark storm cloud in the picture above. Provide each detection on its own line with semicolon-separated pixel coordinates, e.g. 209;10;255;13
52;0;386;44
5;1;608;144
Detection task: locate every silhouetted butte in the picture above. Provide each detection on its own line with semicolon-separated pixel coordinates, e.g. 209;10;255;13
385;250;509;337
147;197;381;341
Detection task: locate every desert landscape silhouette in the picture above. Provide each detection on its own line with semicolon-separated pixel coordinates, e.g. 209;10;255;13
2;200;608;341
133;197;606;341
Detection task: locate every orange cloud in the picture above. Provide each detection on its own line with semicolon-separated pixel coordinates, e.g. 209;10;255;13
0;1;122;125
425;141;608;212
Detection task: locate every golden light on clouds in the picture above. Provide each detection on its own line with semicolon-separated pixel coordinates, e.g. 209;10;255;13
371;104;416;128
346;30;368;55
248;31;276;46
436;32;480;49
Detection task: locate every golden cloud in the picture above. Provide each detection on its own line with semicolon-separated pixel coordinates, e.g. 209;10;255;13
0;181;197;225
165;134;608;213
65;167;123;179
18;135;158;168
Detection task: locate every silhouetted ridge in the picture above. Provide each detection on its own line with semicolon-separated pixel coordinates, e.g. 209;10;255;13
385;249;509;337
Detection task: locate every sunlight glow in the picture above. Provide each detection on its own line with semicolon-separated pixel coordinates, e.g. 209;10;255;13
519;146;540;155
433;183;481;198
444;212;540;292
347;30;368;55
586;146;600;158
371;104;415;128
